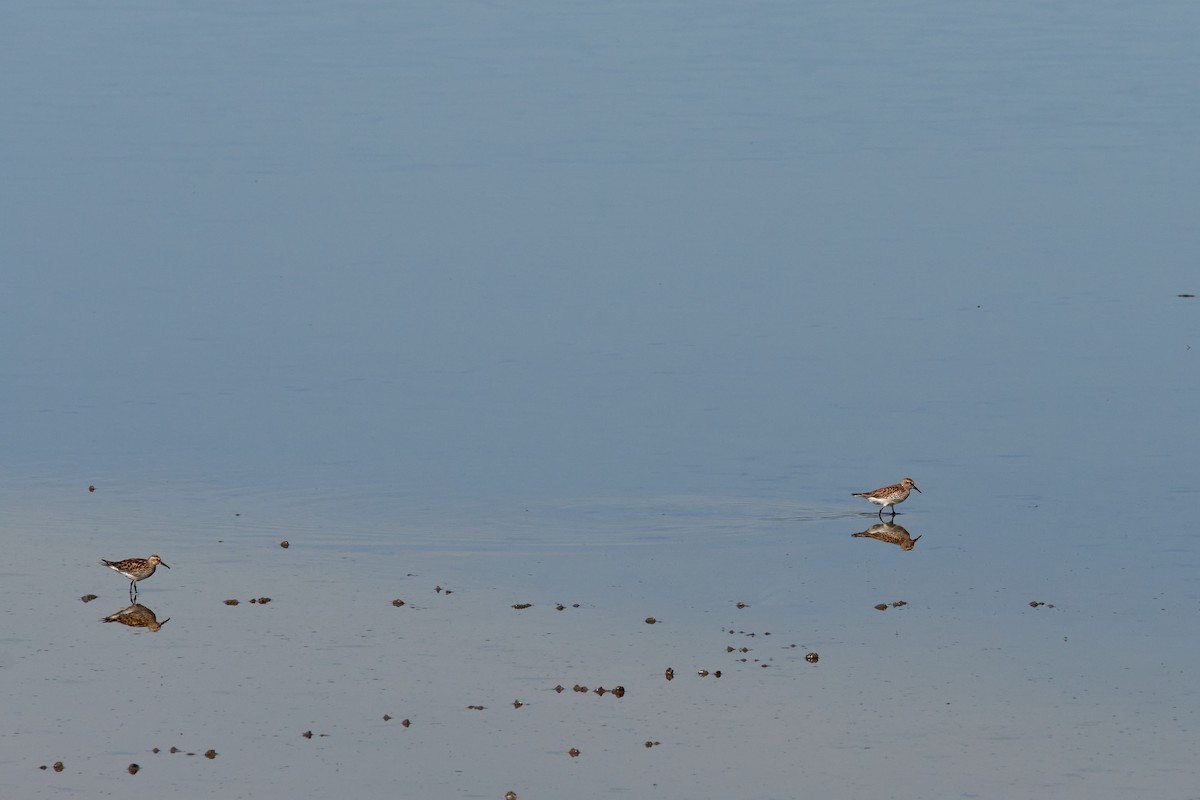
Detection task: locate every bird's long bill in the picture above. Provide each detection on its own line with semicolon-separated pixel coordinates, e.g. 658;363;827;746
159;561;171;569
912;485;922;493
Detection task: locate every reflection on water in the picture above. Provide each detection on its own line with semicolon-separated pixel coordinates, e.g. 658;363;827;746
100;603;170;632
851;521;921;551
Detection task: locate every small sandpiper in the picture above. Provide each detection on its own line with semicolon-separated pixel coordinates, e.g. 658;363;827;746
101;555;170;598
852;478;921;518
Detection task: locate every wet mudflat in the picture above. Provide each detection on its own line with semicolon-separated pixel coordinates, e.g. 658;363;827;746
3;474;1198;799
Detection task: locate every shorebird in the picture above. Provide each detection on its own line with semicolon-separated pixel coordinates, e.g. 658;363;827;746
101;555;170;598
852;478;921;518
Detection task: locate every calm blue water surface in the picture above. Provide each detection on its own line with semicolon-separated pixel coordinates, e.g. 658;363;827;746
2;2;1198;798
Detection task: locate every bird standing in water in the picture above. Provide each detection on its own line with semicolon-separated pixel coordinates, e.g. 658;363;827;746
101;555;170;598
852;478;921;518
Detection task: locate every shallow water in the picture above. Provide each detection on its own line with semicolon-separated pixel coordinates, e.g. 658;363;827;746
3;1;1199;798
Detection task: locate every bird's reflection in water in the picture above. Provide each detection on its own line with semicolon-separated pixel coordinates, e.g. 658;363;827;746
101;603;170;632
852;521;922;551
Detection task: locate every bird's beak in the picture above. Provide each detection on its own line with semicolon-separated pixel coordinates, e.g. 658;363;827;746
160;561;171;569
912;486;922;493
